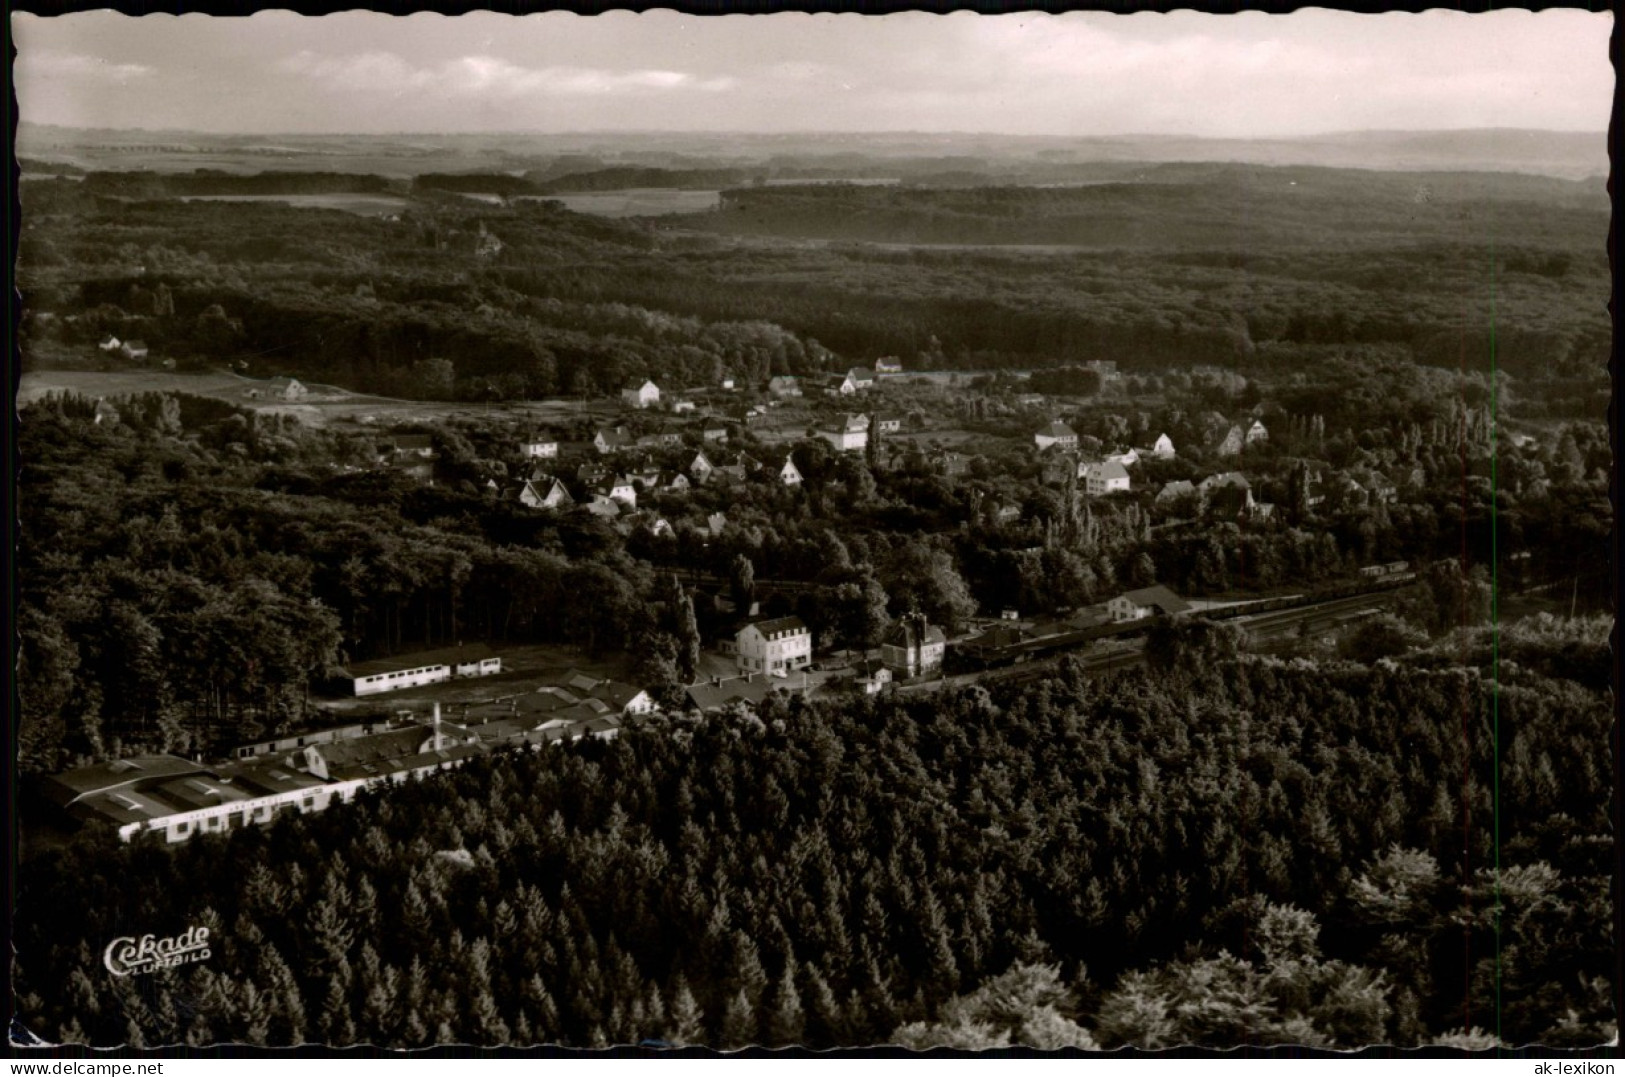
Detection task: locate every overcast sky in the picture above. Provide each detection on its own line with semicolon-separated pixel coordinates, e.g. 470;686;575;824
12;10;1612;137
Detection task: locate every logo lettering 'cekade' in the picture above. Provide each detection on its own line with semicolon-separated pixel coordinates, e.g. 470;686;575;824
103;926;212;977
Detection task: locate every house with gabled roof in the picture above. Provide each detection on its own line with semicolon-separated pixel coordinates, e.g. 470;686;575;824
543;670;656;716
1214;425;1247;457
1080;459;1132;497
267;377;307;400
596;475;638;507
779;455;804;486
874;356;904;376
594;426;633;455
684;675;791;713
513;477;573;510
819;414;870;453
621;380;661;409
1034;421;1079;452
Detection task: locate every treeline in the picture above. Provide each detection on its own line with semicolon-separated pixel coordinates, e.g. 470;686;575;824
79;170;403;197
15;619;1612;1048
527;166;756;193
700;167;1605;250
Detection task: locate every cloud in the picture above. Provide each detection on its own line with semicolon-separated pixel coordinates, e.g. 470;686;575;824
279;50;735;99
21;51;153;82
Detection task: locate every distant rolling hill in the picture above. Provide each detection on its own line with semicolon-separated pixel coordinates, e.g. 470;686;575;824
670;163;1607;250
16;125;1605;183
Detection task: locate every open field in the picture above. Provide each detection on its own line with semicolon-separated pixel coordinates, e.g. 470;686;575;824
180;193;410;216
549;189;723;217
17;369;611;429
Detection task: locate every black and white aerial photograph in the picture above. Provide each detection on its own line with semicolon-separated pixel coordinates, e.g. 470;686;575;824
9;4;1616;1057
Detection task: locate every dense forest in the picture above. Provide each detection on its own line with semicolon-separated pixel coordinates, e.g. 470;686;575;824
17;161;1609;403
15;617;1612;1049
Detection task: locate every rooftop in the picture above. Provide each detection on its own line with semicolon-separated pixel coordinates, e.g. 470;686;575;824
743;616;809;639
1116;585;1191;615
343;643;498;679
41;754;208;809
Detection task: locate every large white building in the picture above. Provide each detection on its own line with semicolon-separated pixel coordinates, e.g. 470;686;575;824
342;644;502;697
1034;421;1079;452
736;616;813;676
40;753;368;845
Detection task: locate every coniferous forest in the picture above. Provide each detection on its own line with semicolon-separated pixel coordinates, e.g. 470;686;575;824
15;618;1613;1049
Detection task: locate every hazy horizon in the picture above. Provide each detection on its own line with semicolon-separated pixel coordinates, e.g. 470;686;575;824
17;121;1609;140
13;10;1612;139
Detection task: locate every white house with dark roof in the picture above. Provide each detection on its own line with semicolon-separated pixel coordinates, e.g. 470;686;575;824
621;380;661;409
1080;459;1132;496
513;477;573;510
819;414;870;453
736;616;813;675
1034;421;1079;452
